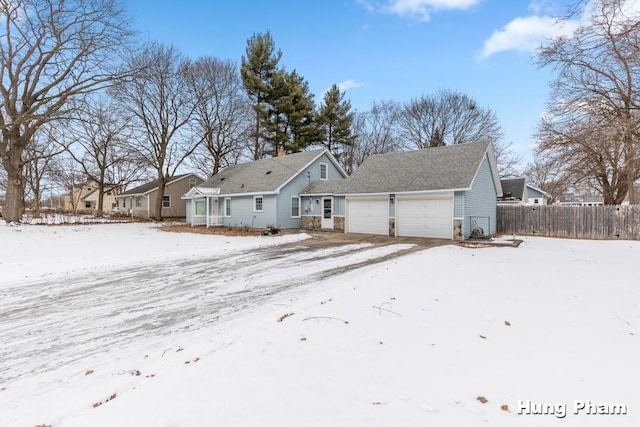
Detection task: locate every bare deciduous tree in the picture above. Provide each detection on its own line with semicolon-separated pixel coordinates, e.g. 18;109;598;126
23;128;65;215
343;100;402;174
396;89;503;149
0;0;134;222
537;0;640;204
524;150;570;204
49;153;87;214
65;95;141;215
112;42;200;220
186;57;250;177
536;111;632;204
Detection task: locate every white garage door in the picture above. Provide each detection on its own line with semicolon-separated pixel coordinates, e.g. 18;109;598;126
397;198;453;239
347;198;389;236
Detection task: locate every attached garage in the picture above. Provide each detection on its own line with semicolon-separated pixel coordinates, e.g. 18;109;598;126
346;198;389;236
397;197;453;239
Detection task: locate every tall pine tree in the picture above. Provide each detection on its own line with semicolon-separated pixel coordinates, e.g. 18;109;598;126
317;84;356;162
240;31;281;160
266;69;322;155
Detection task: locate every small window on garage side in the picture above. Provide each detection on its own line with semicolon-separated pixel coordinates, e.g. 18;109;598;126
254;195;263;212
320;163;328;180
162;195;171;208
225;197;231;217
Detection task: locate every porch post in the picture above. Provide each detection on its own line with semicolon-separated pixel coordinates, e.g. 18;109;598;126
206;196;210;228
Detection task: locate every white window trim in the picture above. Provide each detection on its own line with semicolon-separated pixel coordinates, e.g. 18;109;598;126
253;195;264;213
224;197;231;217
162;195;171;208
291;196;301;218
135;196;142;208
320;162;328;180
189;178;196;188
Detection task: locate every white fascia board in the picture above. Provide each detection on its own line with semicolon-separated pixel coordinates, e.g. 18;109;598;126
219;191;278;198
275;150;327;193
275;149;348;193
346;189;466;198
469;143;502;197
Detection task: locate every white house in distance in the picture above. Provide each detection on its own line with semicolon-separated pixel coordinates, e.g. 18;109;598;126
498;178;550;206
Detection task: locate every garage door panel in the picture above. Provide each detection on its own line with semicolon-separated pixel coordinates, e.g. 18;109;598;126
347;199;388;236
398;198;452;239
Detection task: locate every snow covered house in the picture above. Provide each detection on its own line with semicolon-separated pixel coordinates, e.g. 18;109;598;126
182;149;347;229
301;141;502;240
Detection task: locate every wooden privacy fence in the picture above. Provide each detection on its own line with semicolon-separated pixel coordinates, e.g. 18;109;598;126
497;205;640;240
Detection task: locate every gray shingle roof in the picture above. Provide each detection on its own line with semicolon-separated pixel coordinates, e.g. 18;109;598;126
119;173;195;196
500;178;525;200
200;149;327;195
304;141;491;195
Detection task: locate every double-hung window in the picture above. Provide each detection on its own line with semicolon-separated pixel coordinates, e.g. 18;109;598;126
224;198;231;217
291;196;300;218
162;195;171;208
254;195;263;212
320;163;328;180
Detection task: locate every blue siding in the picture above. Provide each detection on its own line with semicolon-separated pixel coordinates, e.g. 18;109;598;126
463;155;498;238
276;152;347;227
301;196;318;216
222;194;277;228
454;191;464;217
527;187;545;199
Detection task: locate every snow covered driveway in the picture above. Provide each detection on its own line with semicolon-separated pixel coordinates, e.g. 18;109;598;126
0;238;415;383
0;222;426;425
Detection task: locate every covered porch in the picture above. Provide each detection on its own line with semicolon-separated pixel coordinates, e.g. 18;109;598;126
183;187;223;228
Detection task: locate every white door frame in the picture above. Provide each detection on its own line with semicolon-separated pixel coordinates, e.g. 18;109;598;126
321;197;334;229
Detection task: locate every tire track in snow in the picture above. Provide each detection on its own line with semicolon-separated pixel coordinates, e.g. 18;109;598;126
0;242;414;387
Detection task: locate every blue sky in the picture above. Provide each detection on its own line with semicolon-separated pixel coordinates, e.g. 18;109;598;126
126;0;581;165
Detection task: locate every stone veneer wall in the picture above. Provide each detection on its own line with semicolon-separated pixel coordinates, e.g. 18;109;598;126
333;216;344;231
454;219;463;241
389;218;395;237
301;215;321;229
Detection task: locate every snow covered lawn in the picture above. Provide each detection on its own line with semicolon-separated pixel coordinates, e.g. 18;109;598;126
1;222;639;426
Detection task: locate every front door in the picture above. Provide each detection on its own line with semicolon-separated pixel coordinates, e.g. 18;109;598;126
321;197;333;229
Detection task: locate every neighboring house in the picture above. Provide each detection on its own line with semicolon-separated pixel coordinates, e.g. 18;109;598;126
301;141;502;240
64;180;121;213
558;194;604;206
182;149;347;229
118;173;203;219
498;178;550;206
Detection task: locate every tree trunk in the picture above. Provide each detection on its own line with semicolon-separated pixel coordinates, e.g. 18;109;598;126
4;174;26;223
154;175;167;221
1;147;26;222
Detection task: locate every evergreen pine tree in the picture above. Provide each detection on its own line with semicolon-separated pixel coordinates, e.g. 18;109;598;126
240;31;281;160
317;84;356;162
266;69;322;154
